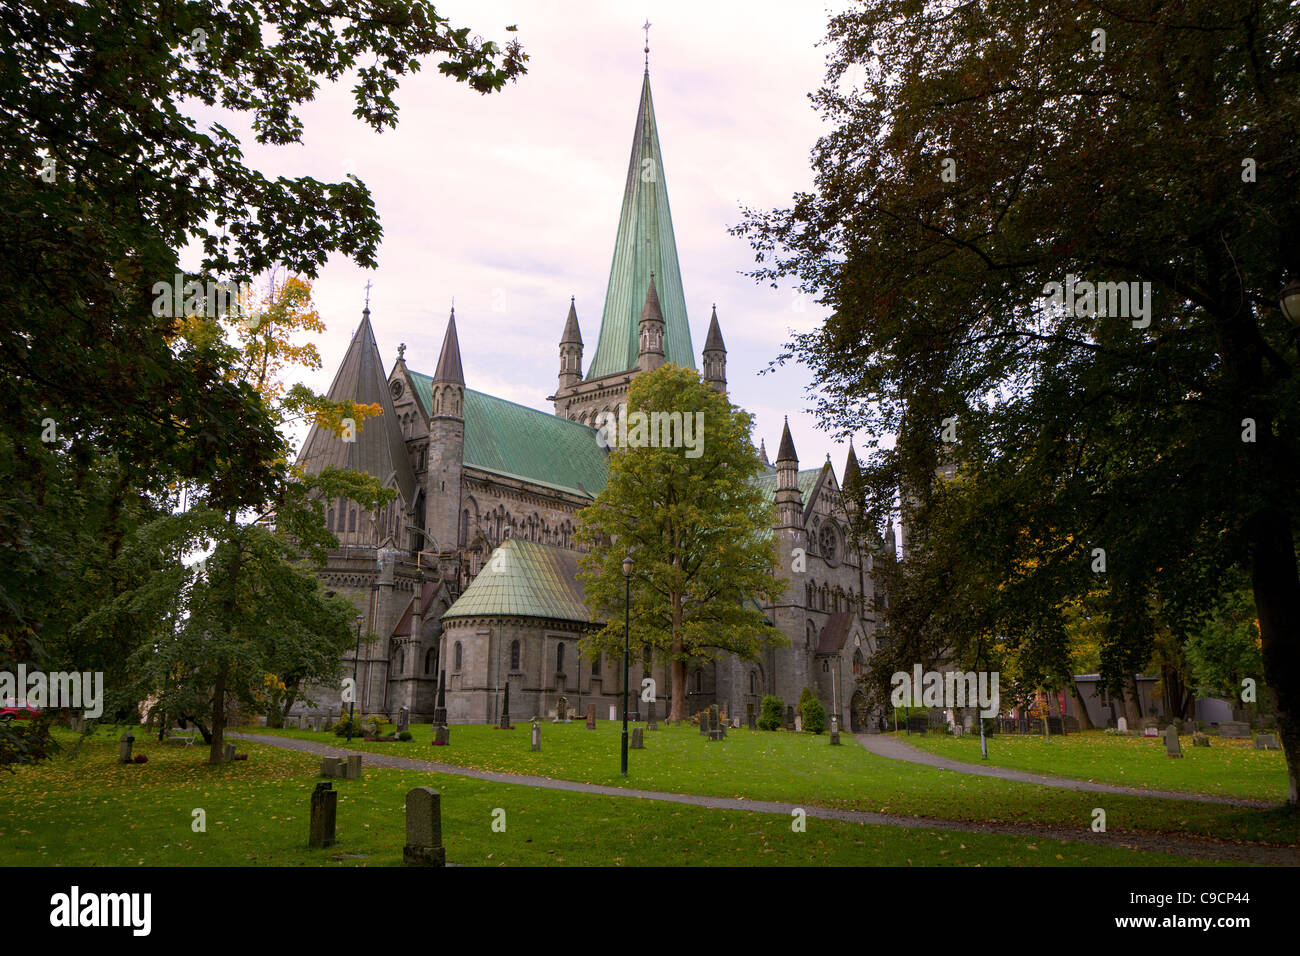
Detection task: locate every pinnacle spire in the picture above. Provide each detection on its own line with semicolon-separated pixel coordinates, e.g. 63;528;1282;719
433;308;464;385
758;439;769;465
776;417;798;464
561;296;583;346
640;273;662;323
704;304;725;352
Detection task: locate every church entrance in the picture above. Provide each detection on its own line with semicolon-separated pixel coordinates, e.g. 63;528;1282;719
850;689;869;733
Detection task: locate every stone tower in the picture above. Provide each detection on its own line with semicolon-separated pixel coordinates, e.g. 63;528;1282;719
557;297;583;392
637;274;665;374
425;308;464;553
702;304;726;393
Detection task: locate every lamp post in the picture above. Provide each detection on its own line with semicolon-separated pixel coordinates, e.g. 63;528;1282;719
621;554;633;776
348;614;363;744
1280;278;1300;325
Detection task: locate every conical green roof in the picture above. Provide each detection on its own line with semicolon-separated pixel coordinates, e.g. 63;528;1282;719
443;537;592;623
586;71;694;379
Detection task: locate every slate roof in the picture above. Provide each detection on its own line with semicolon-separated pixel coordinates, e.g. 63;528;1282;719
586;71;695;378
443;537;592;623
296;311;418;506
752;466;822;507
816;611;855;655
406;370;608;498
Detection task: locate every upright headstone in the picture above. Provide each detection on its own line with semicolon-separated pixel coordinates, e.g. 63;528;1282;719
402;787;446;866
1164;724;1182;758
795;714;803;733
432;668;449;745
829;714;841;745
747;711;756;731
397;706;409;734
344;754;362;779
309;782;337;848
499;684;513;729
586;703;597;730
433;724;450;746
709;704;719;733
646;700;658;731
785;706;796;731
1116;716;1128;733
630;727;645;749
223;742;237;763
609;705;617;721
554;696;568;723
531;720;541;752
118;733;134;764
1220;721;1250;739
699;710;709;736
1254;734;1281;750
321;756;344;777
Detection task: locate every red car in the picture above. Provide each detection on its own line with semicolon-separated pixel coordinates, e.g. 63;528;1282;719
0;700;40;723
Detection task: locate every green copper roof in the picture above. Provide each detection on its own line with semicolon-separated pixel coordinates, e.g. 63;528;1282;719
753;467;824;508
443;537;592;623
586;71;695;379
407;370;608;498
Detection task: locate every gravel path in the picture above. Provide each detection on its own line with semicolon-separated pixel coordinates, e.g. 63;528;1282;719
854;734;1278;809
228;731;1299;865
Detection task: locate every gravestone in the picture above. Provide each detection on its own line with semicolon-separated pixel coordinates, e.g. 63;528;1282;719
499;685;512;729
630;727;644;749
794;714;803;733
1164;724;1182;758
699;711;709;736
747;712;756;731
397;706;409;734
953;723;963;736
433;724;450;746
223;742;237;763
402;787;446;867
733;717;740;729
1116;717;1128;733
1219;721;1250;739
609;705;617;721
1254;734;1281;751
118;733;134;764
1193;733;1210;747
554;696;569;723
309;782;337;848
709;705;719;732
646;700;658;731
829;714;841;746
1141;716;1159;732
321;756;344;777
1143;725;1159;737
531;720;541;752
344;754;362;780
785;706;796;731
432;669;448;727
586;703;597;730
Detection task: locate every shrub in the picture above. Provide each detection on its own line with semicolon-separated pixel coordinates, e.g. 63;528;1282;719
797;686;817;716
803;698;827;734
398;730;413;741
758;695;784;731
364;714;385;737
332;713;366;737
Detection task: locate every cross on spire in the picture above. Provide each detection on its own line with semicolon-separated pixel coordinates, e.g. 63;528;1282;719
363;278;373;315
643;19;651;70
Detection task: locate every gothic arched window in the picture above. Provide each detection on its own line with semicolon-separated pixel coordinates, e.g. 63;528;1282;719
454;641;463;671
425;648;437;674
348;508;357;533
556;642;565;674
749;672;757;695
510;640;520;670
591;654;601;676
327;508;335;532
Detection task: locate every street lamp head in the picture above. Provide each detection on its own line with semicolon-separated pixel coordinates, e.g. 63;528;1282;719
1281;278;1300;326
622;555;633;577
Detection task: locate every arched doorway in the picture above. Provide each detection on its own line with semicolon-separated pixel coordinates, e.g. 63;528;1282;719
850;688;869;733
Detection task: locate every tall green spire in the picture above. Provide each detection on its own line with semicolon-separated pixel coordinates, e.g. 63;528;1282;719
585;70;694;379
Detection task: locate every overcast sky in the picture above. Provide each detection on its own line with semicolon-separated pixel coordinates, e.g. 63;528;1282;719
228;0;868;475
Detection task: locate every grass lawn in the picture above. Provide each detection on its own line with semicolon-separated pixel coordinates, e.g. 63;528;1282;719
235;721;1300;847
896;729;1290;801
0;729;1203;867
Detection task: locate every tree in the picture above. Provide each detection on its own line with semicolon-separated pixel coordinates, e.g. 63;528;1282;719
1186;576;1266;718
1;0;525;667
736;0;1300;802
576;365;786;723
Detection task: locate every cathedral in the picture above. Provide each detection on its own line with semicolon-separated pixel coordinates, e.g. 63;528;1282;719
292;62;892;732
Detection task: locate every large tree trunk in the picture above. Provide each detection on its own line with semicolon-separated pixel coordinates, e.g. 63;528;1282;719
669;591;685;723
208;664;228;765
1250;506;1300;805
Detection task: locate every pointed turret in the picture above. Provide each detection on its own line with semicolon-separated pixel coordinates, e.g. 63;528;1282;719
558;297;583;391
637;274;665;373
586;70;694;379
758;439;769;466
426;308;465;552
775;417;802;531
702;304;726;393
296;308;417;545
843;441;861;498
